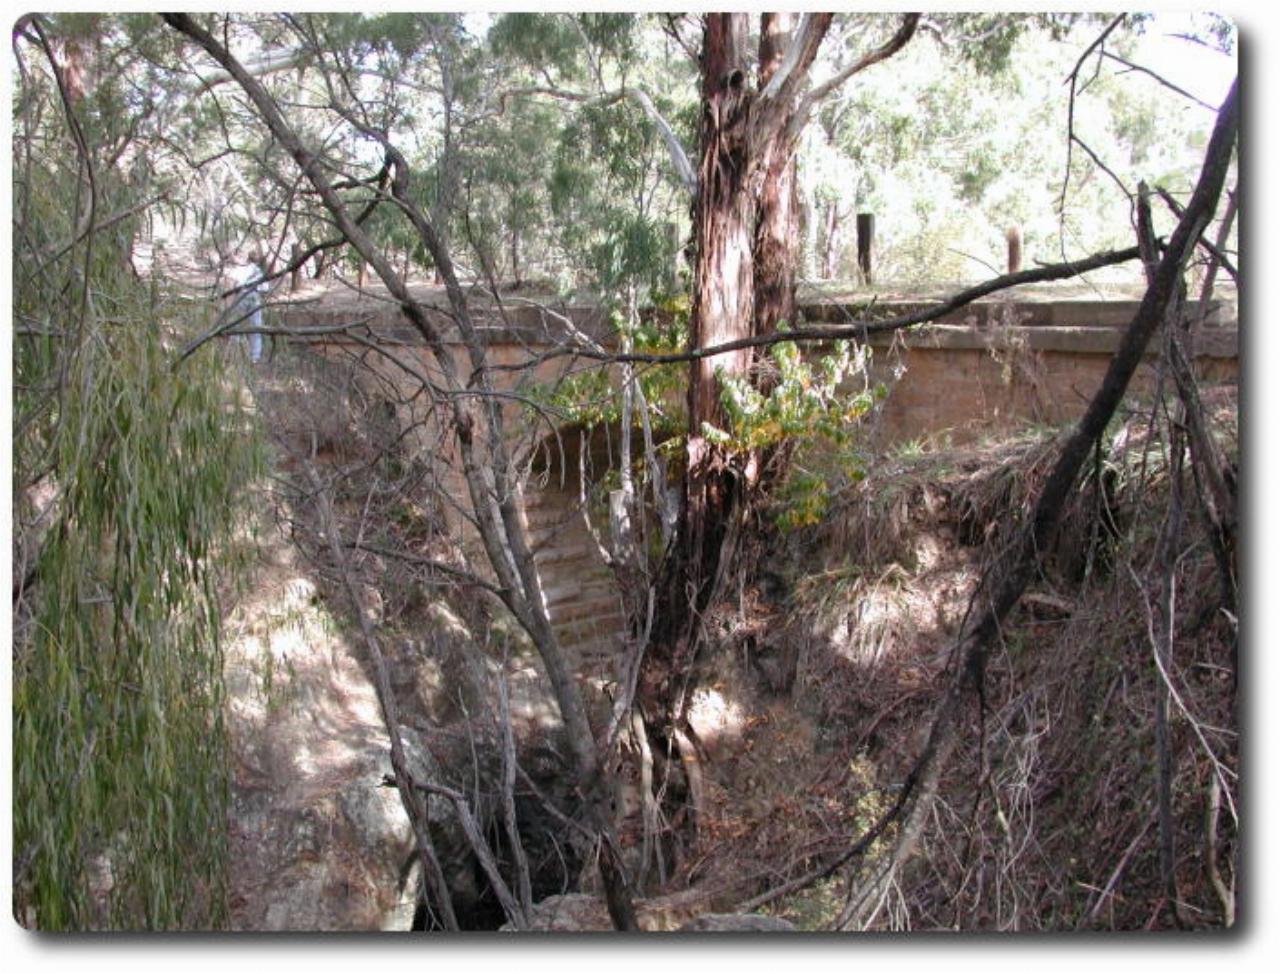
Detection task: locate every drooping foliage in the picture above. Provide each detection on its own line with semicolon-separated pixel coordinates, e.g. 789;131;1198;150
12;15;262;929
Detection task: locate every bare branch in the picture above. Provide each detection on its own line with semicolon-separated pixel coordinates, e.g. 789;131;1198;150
1154;185;1238;283
193;46;305;90
1101;50;1220;112
409;778;526;929
1058;14;1128;244
622;87;697;197
756;13;831;105
340;540;504;595
162;13;642;926
786;13;920;145
302;462;459;931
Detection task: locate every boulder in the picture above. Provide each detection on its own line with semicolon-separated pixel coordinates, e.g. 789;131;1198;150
229;723;475;931
501;894;613;932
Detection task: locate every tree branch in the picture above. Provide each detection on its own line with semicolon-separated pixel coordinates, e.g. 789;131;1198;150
756;13;832;105
575;244;1146;367
1101;50;1220;112
192;46;305;91
787;13;920;144
1058;14;1128;243
621;87;697;197
1154;185;1238;283
302;462;460;931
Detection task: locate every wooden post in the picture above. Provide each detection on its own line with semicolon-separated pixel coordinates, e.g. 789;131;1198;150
1006;225;1023;274
856;212;875;286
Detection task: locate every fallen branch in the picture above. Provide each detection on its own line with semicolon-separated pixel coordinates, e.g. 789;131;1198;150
1205;774;1235;926
1080;812;1156;928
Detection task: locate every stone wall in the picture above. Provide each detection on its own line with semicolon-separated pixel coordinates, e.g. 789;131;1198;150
857;319;1238;446
284;293;1238;454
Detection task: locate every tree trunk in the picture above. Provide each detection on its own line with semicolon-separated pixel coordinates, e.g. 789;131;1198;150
821;198;841;279
753;13;802;366
644;13;756;727
678;11;756;615
1007;225;1023;274
856;212;875;285
510;228;521;289
650;11;836;690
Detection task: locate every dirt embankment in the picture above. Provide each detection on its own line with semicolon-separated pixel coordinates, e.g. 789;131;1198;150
679;390;1238;930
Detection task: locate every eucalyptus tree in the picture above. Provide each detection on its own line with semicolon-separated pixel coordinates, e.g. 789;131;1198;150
478;12;697;292
799;14;1228;283
640;13;922;723
455;96;562;286
455;11;927;730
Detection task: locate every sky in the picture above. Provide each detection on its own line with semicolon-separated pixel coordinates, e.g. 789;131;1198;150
1131;11;1237;107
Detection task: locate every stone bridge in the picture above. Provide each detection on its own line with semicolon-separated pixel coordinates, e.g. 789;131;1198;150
280;285;1238;663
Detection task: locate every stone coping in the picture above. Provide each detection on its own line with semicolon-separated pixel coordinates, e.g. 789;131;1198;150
282;298;1238;360
865;322;1238;358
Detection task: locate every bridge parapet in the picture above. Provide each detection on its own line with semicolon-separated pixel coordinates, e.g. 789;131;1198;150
282;289;1237;450
282;291;616;349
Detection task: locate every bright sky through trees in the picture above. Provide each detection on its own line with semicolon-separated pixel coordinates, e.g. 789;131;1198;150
1133;12;1236;105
